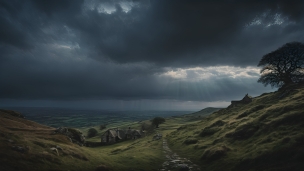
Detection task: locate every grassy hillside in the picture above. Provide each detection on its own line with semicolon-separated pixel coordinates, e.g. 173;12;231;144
0;106;218;171
167;84;304;171
3;83;303;171
0;110;165;171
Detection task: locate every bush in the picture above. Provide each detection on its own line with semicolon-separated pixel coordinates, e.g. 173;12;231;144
151;117;165;128
87;128;98;138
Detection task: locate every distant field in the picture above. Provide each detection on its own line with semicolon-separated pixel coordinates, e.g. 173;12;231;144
6;107;195;128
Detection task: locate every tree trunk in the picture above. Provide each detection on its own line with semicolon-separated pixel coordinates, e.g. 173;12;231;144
283;75;293;85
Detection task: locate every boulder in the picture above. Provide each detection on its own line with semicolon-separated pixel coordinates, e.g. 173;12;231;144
153;133;162;140
50;147;59;156
56;145;63;150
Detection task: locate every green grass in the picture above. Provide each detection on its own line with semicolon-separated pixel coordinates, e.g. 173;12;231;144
3;85;304;171
166;84;304;171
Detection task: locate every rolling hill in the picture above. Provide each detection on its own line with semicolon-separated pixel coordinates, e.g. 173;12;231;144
167;83;304;171
1;83;303;171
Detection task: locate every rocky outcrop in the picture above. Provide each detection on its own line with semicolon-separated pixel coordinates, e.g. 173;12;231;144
54;127;85;146
153;133;162;140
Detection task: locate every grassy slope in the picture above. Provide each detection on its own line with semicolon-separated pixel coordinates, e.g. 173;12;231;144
0;107;219;171
6;86;302;171
167;84;304;171
0;110;164;171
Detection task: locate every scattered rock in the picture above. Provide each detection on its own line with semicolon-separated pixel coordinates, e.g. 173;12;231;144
50;147;59;156
56;145;63;150
153;133;162;140
161;139;201;171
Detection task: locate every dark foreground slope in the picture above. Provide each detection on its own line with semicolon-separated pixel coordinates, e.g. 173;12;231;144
167;84;304;171
0;110;92;171
0;109;165;171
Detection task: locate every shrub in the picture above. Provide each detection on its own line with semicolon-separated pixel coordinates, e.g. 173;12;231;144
87;128;98;138
151;117;165;128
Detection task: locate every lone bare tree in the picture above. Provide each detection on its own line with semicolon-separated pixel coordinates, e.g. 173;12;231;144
258;42;304;88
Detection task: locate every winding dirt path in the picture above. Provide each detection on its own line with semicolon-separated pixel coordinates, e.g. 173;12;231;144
160;139;201;171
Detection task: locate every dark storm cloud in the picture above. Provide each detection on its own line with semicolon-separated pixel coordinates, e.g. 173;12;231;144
2;0;304;65
0;0;33;49
0;16;31;49
31;0;83;16
0;50;269;101
65;0;304;66
0;0;302;105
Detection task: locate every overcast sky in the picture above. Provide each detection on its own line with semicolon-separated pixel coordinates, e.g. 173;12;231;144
1;0;304;111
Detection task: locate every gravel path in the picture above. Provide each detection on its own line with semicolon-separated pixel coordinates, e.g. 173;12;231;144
160;139;201;171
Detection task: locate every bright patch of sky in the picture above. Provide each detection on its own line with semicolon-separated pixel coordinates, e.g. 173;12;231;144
160;66;260;81
53;43;80;50
119;1;136;13
83;0;139;14
246;10;293;28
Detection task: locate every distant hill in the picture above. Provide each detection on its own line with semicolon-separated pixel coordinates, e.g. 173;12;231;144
167;83;304;171
185;107;223;117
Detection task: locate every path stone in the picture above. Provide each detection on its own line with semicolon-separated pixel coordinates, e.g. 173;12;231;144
161;139;201;171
